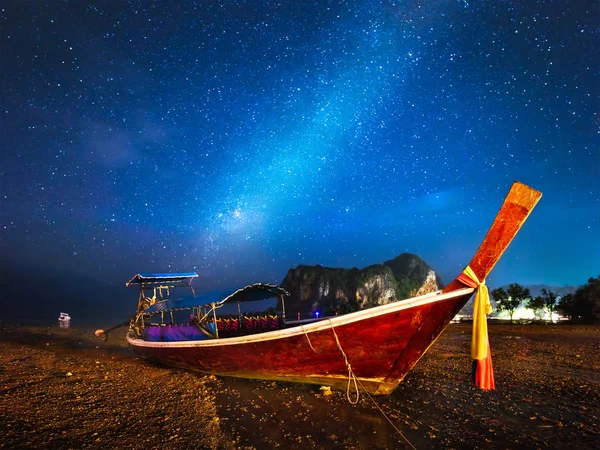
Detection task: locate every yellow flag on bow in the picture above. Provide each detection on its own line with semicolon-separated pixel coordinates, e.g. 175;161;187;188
463;266;492;360
460;266;495;390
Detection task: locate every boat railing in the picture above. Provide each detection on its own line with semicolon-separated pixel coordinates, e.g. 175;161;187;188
214;314;281;338
284;317;326;326
139;313;285;342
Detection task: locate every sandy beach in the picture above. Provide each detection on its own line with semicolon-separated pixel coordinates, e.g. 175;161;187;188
1;323;598;449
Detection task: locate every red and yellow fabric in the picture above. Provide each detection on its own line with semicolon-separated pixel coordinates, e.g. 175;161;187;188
457;266;495;390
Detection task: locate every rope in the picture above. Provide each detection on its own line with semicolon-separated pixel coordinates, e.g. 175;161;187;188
303;319;417;448
196;302;225;324
301;321;359;403
327;320;416;448
354;377;418;450
300;324;319;353
326;319;360;405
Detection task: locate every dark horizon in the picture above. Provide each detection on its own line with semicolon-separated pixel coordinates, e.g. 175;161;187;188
0;257;591;324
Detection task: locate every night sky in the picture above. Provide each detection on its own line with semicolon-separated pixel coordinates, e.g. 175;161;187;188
1;1;598;314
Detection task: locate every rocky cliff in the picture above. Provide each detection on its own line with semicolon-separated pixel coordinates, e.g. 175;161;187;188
280;253;443;319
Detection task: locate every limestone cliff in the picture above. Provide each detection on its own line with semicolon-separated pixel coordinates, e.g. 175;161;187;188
280;253;444;319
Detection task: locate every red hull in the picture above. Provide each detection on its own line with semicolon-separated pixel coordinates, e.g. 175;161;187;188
128;288;474;394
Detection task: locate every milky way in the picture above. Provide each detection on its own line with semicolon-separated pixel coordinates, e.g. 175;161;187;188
1;1;598;296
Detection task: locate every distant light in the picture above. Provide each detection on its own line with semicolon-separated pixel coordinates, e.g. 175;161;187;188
315;311;320;318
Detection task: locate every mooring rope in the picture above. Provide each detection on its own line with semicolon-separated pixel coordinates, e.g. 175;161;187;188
300;324;319;353
328;319;416;449
326;319;360;405
354;377;418;450
301;319;417;448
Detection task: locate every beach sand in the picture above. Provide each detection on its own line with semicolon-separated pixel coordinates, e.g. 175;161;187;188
1;323;598;449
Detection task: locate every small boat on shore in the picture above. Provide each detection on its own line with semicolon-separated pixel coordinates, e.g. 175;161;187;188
58;312;71;328
121;182;541;395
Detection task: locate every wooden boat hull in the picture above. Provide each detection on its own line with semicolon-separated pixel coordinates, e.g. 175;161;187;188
127;287;474;394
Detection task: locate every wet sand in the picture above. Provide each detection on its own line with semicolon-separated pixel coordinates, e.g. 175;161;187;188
1;323;598;449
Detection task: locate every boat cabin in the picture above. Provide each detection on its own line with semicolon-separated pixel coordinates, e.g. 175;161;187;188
127;273;290;342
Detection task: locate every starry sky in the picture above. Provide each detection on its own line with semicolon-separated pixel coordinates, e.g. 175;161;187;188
1;1;598;315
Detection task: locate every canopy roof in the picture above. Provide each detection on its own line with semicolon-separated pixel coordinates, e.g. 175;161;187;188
126;272;198;287
141;283;289;317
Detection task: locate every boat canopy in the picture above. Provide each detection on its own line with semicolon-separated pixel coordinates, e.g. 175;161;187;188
141;283;289;317
126;272;198;287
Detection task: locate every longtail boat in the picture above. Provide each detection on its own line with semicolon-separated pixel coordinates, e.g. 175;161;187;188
119;182;541;395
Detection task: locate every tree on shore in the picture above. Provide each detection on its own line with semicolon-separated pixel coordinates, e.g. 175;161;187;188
558;276;600;323
491;287;509;318
492;284;530;323
557;293;576;321
540;288;558;323
527;295;546;320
